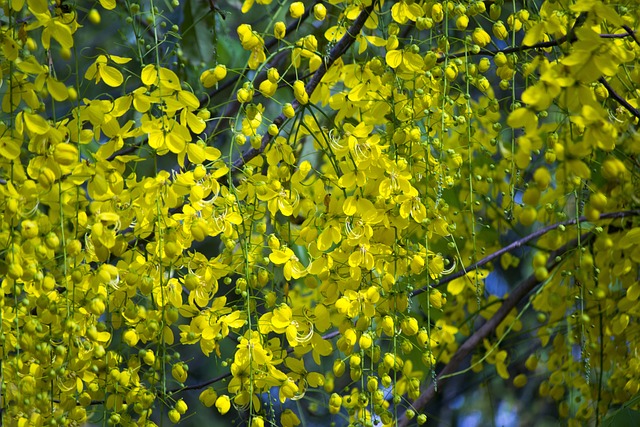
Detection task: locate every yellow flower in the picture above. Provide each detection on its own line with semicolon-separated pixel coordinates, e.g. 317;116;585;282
168;409;181;423
281;409;301;427
237;24;262;50
292;80;308;104
493;21;508;40
313;4;326;20
456;15;469;30
283;102;295;118
289;2;304;19
274;21;286;39
472;28;491;47
259;79;277;98
215;395;231;415
269;247;306;280
431;3;444;22
84;54;129;87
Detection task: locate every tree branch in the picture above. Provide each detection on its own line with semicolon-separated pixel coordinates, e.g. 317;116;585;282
231;2;377;171
599;76;640;121
397;211;640;426
411;209;640;298
397;232;593;427
437;30;635;64
623;24;640;46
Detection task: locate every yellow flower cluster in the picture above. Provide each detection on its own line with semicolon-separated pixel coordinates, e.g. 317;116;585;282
0;1;640;427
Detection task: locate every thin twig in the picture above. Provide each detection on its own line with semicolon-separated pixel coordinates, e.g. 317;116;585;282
411;209;640;297
599;77;640;121
623;25;640;46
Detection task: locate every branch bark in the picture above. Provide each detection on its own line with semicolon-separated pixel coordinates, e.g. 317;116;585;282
397;233;591;427
397;211;640;426
411;209;640;298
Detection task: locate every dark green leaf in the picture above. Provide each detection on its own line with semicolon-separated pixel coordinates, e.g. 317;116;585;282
180;0;216;65
602;407;640;427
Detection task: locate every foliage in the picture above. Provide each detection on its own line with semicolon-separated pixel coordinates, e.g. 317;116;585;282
0;0;640;426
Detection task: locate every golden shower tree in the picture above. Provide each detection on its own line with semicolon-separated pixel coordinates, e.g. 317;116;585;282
1;0;640;426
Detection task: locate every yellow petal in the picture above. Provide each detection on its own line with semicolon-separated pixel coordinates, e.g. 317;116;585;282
269;248;293;265
447;277;466;296
24;113;49;135
187;143;207;164
99;0;116;9
0;136;22;159
178;90;200;110
385;50;403;68
159;67;181;91
215;395;231;415
141;64;157;86
100;65;124;87
47;78;69;101
166;131;186;154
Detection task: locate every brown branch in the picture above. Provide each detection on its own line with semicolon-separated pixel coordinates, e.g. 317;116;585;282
397;233;592;427
437;30;636;63
397;211;640;426
411;209;640;298
231;2;377;172
599;77;640;121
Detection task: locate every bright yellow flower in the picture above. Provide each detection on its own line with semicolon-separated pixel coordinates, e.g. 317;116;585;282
289;2;304;19
472;28;492;47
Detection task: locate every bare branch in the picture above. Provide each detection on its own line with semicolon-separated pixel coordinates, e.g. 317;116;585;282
599;77;640;121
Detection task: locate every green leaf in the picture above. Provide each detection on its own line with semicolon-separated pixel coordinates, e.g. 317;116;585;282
602;408;640;427
180;0;216;65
